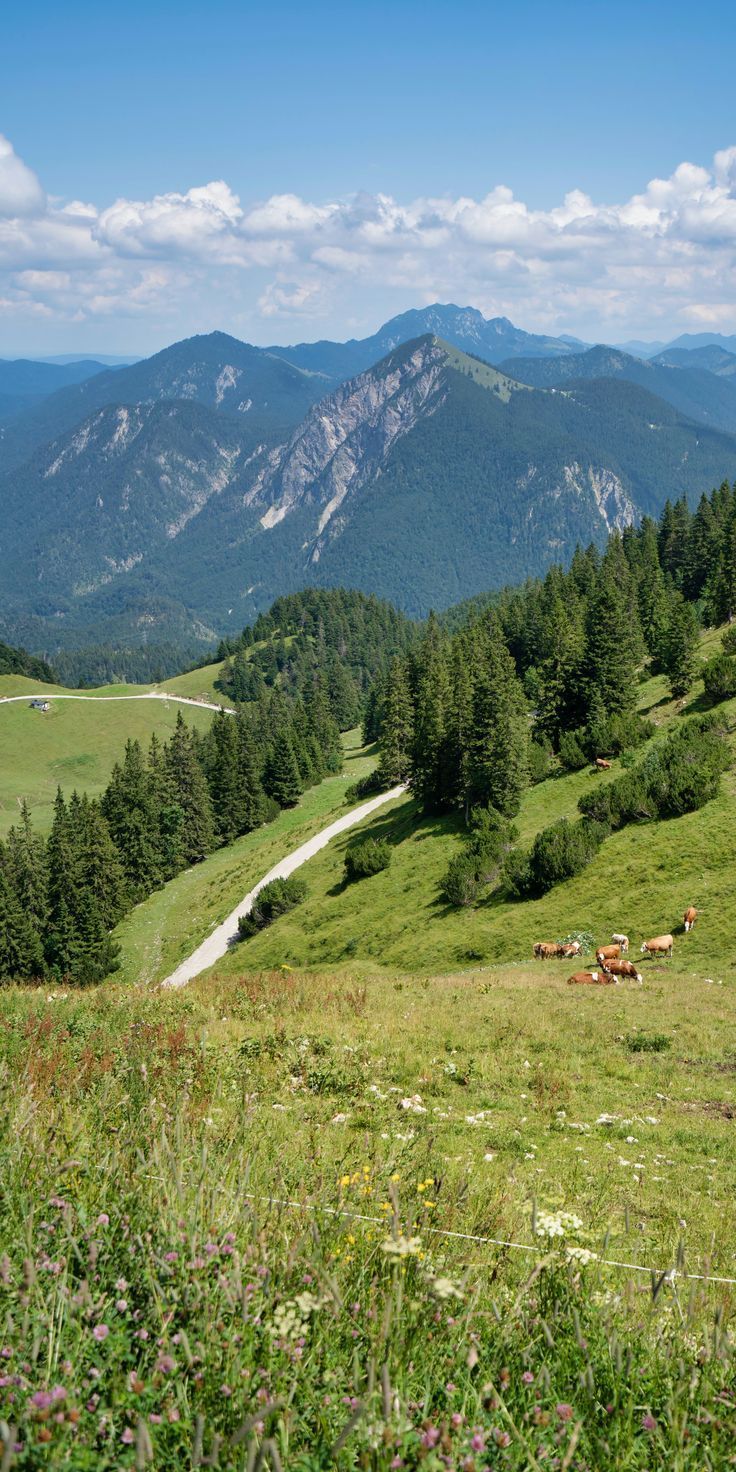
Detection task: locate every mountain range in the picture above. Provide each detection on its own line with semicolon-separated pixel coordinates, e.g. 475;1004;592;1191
1;305;736;656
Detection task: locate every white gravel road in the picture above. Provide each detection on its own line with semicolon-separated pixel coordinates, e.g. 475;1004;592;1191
161;783;407;990
0;691;234;714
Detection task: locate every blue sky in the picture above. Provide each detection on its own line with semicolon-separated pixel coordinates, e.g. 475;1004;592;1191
2;0;736;354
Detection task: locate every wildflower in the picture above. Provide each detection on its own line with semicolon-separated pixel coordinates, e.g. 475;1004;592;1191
471;1430;485;1451
642;1413;657;1432
220;1384;232;1397
381;1235;422;1258
96;1213;109;1227
92;1325;109;1342
556;1403;574;1422
115;1277;128;1291
116;1299;128;1313
429;1275;464;1301
157;1355;176;1374
121;1428;134;1445
522;1370;534;1385
421;1427;440;1448
566;1246;597;1265
535;1211;583;1239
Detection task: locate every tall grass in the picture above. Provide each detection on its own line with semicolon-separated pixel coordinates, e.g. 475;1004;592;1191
1;979;735;1468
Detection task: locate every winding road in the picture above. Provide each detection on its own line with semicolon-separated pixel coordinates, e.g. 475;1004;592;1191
0;687;405;992
161;784;407;990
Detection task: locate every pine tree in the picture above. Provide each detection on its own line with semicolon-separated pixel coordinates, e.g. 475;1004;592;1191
4;801;48;938
410;615;452;812
102;741;163;901
663;593;700;698
264;730;303;808
467;614;528;817
45;789;82;976
235;715;267;831
378;657;414;785
582;578;639;714
207;710;245;843
164;714;216;865
0;856;45;980
75;795;126;929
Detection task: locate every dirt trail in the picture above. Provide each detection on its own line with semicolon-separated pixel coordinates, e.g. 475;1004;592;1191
161;784;407;990
0;691;234;714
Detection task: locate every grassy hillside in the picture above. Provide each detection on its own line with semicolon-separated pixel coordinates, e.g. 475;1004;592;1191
212;626;736;977
113;729;375;986
0;683;217;834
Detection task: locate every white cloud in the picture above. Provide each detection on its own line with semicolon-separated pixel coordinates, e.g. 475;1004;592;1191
0;135;45;217
4;135;736;344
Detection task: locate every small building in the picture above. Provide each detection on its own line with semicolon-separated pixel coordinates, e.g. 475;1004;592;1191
29;699;50;712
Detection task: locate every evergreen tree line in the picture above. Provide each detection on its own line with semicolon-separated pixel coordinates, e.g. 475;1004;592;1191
0;678;342;985
375;478;736;822
213;588;416;729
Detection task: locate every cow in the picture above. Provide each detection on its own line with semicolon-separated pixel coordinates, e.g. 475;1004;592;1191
640;934;674;958
596;944;621;966
595;758;612;770
683;906;698;932
534;942;580;959
567;970;616;985
611;932;629;953
599;957;643;983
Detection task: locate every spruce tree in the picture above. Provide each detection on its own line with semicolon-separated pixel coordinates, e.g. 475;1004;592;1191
663;593;700;698
264;730;303;808
410;615;452;812
236;715;267;831
378;657;414;785
164;714;216;865
102;742;163;901
207;710;244;843
467;614;528;817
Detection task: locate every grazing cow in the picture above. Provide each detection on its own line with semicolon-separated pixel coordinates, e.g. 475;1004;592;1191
596;944;621;966
640;934;674;958
611;932;629;953
599;957;643;983
534;941;579;959
683;906;698;932
595;758;612;770
567;970;616;986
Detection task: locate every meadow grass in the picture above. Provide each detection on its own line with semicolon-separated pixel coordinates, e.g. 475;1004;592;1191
0;965;734;1467
0;692;216;835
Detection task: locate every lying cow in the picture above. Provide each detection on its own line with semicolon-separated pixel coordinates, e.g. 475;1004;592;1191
533;941;581;960
567;970;616;986
640;934;674;958
595;757;612;770
596;944;621;966
599;957;643;983
611;932;629;953
683;906;698;932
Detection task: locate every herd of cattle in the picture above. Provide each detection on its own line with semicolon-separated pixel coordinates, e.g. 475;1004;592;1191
533;907;698;986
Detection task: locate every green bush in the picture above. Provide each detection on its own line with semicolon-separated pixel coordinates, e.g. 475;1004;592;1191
579;712;730;826
441;809;517;906
237;875;308;938
505;818;607;899
625;1032;671;1053
721;624;736;655
343;837;392;882
702;652;736;705
344;770;390;803
528;739;555;784
558;730;588;771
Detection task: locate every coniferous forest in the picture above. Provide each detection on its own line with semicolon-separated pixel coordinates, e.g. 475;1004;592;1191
3;482;736;981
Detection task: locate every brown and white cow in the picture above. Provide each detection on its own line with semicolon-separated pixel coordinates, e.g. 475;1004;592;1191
534;941;580;959
596;944;621;966
567;970;616;986
683;906;698;932
599;957;643;983
640;934;674;958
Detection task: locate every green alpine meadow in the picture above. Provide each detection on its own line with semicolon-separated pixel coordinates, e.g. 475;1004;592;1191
5;15;736;1458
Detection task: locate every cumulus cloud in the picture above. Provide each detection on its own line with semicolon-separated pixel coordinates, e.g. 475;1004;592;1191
0;135;45;217
4;134;736;342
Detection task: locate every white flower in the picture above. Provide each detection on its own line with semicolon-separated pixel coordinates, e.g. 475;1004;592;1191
535;1210;583;1239
484;1151;495;1162
566;1246;598;1265
400;1095;427;1115
596;1113;618;1125
429;1275;464;1301
381;1235;422;1258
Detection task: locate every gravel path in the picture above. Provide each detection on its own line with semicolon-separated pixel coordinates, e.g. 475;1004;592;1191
161;784;407;990
0;691;234;714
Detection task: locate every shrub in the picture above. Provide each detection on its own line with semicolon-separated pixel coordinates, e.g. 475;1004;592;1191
344;770;389;803
558;730;588;771
528;739;555;784
641;713;730;817
506;818;607;899
721;624;736;656
238;875;308;938
441;809;517;906
702;652;736;705
343;837;392;882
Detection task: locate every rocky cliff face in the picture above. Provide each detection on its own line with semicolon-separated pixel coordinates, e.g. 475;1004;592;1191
243;337;450;554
